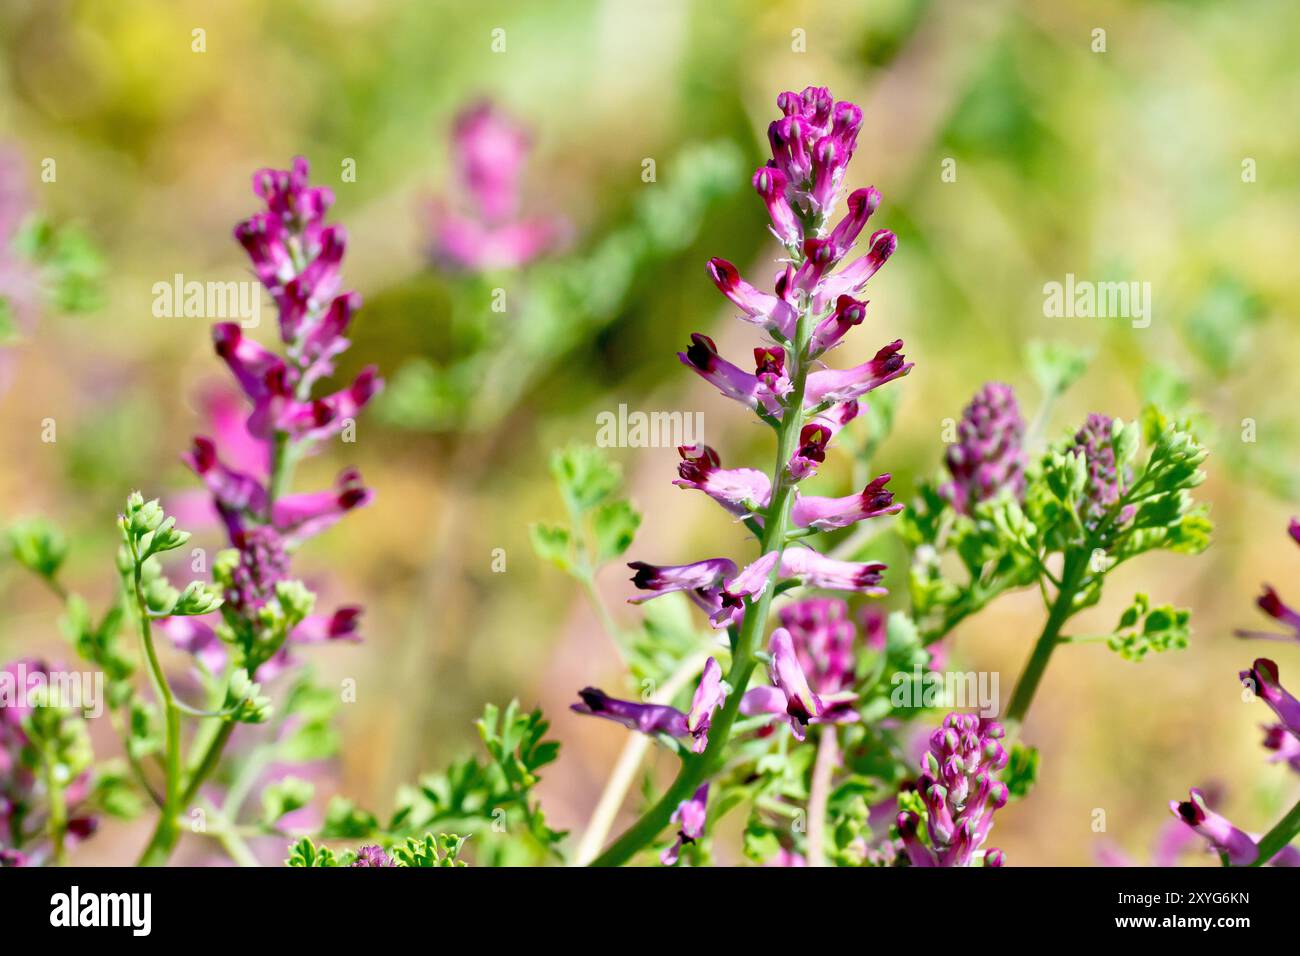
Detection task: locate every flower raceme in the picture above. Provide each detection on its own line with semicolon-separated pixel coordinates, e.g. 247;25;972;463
428;100;567;271
575;86;911;867
897;713;1009;867
940;382;1026;515
171;157;379;674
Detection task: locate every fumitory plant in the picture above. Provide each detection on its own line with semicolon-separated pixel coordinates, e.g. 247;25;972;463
533;86;1217;868
4;156;384;866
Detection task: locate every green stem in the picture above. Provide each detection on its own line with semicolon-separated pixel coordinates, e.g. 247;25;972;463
1251;796;1300;866
589;300;814;867
1004;550;1087;729
42;744;68;866
132;549;184;866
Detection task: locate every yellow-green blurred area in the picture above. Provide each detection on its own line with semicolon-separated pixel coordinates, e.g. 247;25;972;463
1;0;1299;865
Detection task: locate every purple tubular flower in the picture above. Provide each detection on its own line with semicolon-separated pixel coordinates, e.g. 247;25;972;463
1070;413;1133;527
571;688;689;738
705;258;796;339
1169;788;1258;866
739;629;826;741
804;339;912;406
351;845;394;867
677;333;780;414
675;444;772;517
810;295;868;356
661;784;709;866
627;558;738;603
812;230;897;312
752;166;801;245
898;713;1010;867
1257;587;1300;634
827;187;881;260
779;548;888;595
941;382;1027;515
1262;723;1300;773
788;424;831;481
790;474;902;531
271;468;373;541
1241;659;1300;739
685;658;725;753
779;598;856;694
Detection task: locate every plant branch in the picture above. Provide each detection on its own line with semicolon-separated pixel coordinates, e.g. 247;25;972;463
589;296;814;866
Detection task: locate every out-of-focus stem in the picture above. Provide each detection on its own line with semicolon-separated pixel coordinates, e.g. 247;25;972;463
42;744;68;866
133;547;184;867
806;725;838;867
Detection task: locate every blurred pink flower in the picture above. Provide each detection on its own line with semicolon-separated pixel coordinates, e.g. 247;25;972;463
428;100;568;271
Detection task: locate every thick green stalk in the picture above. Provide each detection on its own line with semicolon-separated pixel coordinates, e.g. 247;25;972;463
1004;550;1087;728
1251;797;1300;866
590;303;814;867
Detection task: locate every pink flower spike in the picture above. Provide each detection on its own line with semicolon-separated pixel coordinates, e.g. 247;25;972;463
791;474;902;531
452;101;532;224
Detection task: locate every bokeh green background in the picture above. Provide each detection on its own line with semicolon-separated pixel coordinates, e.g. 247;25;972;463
2;0;1298;865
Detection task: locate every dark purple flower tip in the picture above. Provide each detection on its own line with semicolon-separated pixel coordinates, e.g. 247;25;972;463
860;473;895;512
753;346;785;381
1259;587;1289;620
683;333;719;371
1289;518;1300;547
869;339;908;376
706;257;739;293
676;444;721;483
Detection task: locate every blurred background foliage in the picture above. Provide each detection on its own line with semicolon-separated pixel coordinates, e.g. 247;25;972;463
1;0;1298;864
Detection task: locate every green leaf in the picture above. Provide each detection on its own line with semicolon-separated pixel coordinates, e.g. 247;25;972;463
7;516;68;579
550;446;620;516
1106;593;1192;662
528;523;572;573
1026;340;1092;398
261;776;316;827
590;499;641;562
1004;743;1039;800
